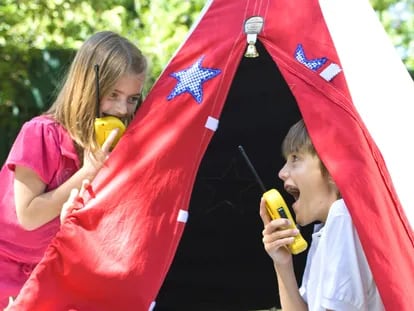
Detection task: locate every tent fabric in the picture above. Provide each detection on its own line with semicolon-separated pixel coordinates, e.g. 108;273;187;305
155;39;305;310
11;0;413;310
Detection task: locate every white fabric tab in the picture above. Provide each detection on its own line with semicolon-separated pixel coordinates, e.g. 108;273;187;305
148;301;156;311
177;209;189;223
205;116;219;131
320;63;342;81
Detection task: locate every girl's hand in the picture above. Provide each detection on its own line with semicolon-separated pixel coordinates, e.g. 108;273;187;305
4;296;14;311
259;198;297;265
60;179;91;224
81;128;119;179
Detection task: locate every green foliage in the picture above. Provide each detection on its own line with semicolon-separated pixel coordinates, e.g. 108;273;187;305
136;0;206;87
0;0;205;163
0;0;412;163
370;0;414;68
0;0;205;100
0;48;75;162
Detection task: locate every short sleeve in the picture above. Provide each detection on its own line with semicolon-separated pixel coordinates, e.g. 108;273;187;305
6;118;63;185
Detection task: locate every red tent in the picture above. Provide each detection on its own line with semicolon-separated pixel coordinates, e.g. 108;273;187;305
12;0;414;310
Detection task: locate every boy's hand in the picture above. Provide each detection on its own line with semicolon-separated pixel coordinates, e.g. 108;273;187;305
259;198;297;265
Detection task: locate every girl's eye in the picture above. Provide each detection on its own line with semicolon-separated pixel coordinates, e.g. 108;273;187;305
128;95;141;105
109;92;118;99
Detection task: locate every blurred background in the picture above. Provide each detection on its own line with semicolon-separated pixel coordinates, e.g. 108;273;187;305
0;0;413;163
0;1;412;310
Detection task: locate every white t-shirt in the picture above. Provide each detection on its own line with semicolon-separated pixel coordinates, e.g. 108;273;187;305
299;199;384;311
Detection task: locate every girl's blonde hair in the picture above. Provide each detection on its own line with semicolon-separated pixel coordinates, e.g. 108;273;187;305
46;31;147;156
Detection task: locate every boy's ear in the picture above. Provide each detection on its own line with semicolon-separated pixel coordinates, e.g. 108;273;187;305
327;175;341;198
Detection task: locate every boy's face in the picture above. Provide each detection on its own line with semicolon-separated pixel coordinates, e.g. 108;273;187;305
278;150;338;225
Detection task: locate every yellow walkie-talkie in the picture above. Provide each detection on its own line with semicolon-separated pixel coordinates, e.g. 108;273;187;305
94;116;125;148
94;64;125;149
238;145;308;255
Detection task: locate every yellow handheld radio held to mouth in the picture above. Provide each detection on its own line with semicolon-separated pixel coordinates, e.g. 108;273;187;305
238;145;308;255
94;64;126;149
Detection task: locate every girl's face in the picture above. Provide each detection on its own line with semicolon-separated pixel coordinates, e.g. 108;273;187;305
278;150;338;226
99;73;145;122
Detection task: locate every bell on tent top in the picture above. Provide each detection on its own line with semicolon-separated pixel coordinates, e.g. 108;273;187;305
243;16;264;58
245;41;259;58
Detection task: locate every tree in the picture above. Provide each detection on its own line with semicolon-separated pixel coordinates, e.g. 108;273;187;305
0;0;412;162
0;0;204;161
370;0;414;69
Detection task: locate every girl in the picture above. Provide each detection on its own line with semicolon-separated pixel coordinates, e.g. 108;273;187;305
0;31;147;308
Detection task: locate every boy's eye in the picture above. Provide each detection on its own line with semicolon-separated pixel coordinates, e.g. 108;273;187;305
290;154;299;162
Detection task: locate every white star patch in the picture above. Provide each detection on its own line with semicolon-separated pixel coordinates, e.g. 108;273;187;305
167;56;221;104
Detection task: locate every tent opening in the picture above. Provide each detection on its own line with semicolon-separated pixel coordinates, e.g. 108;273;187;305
156;41;313;310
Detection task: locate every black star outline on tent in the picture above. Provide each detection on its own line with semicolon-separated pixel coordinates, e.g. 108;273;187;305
192;157;260;218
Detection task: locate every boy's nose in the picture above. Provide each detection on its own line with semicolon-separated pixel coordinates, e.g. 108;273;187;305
278;163;288;181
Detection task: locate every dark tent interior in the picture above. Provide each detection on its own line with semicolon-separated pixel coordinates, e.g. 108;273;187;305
155;41;314;311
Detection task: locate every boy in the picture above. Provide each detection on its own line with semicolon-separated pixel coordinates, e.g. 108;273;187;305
260;119;384;310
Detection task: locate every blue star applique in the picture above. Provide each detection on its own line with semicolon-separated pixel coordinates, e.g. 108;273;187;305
294;43;327;71
167;56;221;104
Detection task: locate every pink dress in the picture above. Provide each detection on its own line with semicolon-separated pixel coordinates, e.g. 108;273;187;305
0;115;80;307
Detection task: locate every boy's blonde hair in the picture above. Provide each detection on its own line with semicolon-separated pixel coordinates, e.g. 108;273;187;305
282;119;329;177
282;119;317;159
46;31;147;156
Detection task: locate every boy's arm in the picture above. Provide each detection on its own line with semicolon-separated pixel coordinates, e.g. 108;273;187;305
260;199;308;310
274;261;308;311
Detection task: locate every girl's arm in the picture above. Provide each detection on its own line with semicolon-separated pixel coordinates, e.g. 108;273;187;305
14;164;96;230
14;129;118;231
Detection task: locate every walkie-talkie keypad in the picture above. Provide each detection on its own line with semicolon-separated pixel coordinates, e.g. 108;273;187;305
277;207;288;219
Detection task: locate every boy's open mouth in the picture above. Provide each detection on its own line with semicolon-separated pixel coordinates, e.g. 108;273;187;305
285;185;300;201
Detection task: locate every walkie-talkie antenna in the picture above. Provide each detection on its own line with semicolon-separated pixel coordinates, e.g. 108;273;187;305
239;146;308;255
238;145;267;192
94;64;100;118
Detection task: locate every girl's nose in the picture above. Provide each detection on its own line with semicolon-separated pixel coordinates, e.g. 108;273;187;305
113;100;128;117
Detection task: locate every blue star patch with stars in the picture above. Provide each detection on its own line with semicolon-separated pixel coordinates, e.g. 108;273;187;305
167;56;221;104
294;43;327;71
